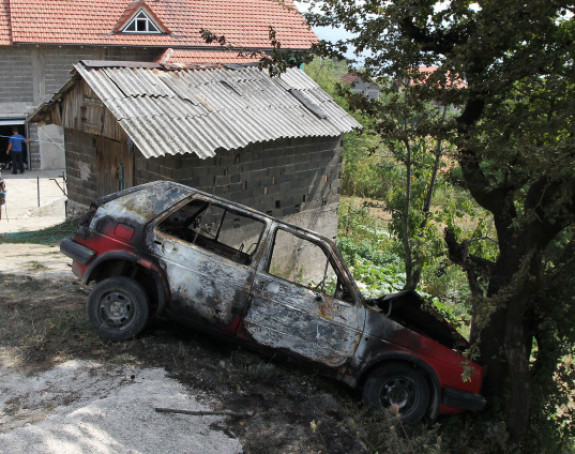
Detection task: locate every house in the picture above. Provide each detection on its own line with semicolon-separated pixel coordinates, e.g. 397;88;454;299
0;0;316;170
28;60;361;239
396;66;467;90
341;73;380;101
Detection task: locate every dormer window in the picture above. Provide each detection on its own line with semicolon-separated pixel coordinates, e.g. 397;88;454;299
122;10;163;34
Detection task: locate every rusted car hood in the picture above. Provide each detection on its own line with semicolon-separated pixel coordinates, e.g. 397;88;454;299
365;290;469;351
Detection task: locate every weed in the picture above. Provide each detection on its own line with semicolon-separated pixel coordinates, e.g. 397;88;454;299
243;361;284;383
347;405;443;454
26;261;47;272
0;218;78;245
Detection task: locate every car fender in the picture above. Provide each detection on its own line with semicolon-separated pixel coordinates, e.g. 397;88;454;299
359;352;442;419
82;251;169;316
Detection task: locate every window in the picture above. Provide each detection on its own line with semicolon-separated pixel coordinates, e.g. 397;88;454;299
268;228;352;302
157;200;265;265
122;10;162;34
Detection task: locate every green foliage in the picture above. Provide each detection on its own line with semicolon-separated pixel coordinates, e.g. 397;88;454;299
0;218;78;245
304;57;391;200
301;0;575;446
341;133;394;199
339;238;406;297
304;56;348;96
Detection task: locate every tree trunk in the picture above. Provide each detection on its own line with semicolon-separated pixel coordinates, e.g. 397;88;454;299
478;244;542;441
504;294;531;440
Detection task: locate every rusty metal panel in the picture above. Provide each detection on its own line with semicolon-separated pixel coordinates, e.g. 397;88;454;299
90;181;194;227
244;272;365;368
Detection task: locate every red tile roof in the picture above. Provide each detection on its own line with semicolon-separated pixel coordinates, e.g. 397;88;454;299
409;66;467;89
341;74;359;84
3;0;316;49
0;0;11;45
112;0;170;34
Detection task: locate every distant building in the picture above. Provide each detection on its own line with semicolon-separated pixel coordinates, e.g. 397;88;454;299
396;66;467;90
341;74;380;101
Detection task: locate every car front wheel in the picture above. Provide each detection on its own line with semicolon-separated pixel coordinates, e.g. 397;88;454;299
362;363;431;424
87;276;150;341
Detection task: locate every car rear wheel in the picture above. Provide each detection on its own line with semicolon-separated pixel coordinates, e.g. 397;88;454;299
362;363;431;424
87;276;150;341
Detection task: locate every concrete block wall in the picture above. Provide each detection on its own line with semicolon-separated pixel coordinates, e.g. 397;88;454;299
0;44;162;169
0;46;34;105
135;136;343;239
0;46;36;167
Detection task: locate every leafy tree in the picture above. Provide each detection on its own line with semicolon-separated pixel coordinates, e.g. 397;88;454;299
362;73;456;291
300;0;575;446
307;56;456;290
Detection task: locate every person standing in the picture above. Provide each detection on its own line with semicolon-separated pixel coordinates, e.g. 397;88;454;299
6;128;30;174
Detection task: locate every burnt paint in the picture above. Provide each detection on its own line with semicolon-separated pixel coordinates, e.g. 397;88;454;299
149;230;256;330
243;271;365;368
366;290;468;351
90;181;194;222
67;181;485;417
349;308;483;398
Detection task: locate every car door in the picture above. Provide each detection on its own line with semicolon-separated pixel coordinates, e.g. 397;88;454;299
243;225;365;368
149;198;267;332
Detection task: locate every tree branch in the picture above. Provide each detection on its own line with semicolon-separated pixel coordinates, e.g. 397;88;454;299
400;17;471;55
444;227;495;298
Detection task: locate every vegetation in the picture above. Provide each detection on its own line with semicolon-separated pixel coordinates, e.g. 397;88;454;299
300;1;575;451
0;217;78;245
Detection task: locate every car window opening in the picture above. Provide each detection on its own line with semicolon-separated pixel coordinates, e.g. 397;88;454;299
268;227;353;303
157;199;265;265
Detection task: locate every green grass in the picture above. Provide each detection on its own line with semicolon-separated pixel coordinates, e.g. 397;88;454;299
0;218;78;245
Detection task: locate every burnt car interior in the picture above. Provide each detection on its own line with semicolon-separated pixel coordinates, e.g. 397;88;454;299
268;227;354;303
157;199;265;265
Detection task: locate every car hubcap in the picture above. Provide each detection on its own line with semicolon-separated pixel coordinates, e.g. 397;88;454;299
381;377;415;411
101;291;133;327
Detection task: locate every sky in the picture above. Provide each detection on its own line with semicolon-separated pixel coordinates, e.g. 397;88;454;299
294;1;361;62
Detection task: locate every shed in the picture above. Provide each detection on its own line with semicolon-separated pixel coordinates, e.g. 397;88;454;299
29;60;361;239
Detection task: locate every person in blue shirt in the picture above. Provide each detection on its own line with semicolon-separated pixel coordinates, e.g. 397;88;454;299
6;128;30;174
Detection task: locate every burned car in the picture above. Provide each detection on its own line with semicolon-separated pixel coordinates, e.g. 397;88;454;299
61;181;485;423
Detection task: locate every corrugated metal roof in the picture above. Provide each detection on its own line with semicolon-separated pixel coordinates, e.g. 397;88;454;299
31;61;361;160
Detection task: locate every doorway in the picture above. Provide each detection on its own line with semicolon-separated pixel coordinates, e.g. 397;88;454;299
0;119;28;170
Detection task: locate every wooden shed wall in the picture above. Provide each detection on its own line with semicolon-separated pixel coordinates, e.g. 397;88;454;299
60;80;125;142
65;128;135;213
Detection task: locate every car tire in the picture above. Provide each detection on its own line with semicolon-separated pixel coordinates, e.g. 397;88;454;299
362;362;431;424
87;276;150;341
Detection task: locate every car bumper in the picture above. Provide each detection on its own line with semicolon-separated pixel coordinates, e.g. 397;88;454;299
443;387;486;412
60;237;96;265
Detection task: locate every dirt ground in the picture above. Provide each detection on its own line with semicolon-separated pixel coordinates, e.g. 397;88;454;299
0;277;367;454
0;170;70;278
0;174;372;454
